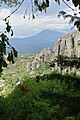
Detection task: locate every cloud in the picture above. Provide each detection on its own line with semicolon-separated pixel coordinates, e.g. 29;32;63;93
9;14;71;37
16;16;72;36
0;2;75;37
0;9;10;19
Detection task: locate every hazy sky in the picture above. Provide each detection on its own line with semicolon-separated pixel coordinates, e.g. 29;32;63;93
0;0;77;37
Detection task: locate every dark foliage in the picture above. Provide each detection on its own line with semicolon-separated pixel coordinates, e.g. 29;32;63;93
0;20;18;73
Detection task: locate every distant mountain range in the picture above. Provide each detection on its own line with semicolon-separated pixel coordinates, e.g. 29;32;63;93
10;29;63;54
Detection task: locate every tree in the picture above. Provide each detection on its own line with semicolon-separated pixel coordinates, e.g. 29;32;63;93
51;55;80;74
0;0;19;74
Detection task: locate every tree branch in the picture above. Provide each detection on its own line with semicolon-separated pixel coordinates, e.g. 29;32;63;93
4;0;25;20
62;0;76;11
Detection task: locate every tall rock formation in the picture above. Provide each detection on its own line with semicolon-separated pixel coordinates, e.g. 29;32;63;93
54;31;80;57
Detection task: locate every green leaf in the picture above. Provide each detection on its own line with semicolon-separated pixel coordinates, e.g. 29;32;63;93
7;53;12;62
74;20;80;26
74;20;80;31
6;22;11;33
6;25;11;32
34;0;38;6
0;33;7;42
38;5;42;12
32;14;35;19
55;0;60;5
2;60;7;67
46;0;49;7
41;1;46;10
12;47;18;58
11;29;14;36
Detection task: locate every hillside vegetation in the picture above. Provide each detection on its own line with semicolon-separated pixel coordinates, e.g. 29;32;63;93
0;49;80;120
1;72;80;120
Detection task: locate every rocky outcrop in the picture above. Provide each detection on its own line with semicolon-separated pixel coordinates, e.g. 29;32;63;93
26;48;53;73
53;30;80;75
54;30;80;57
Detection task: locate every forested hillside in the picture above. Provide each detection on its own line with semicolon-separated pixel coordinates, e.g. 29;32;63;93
0;47;80;120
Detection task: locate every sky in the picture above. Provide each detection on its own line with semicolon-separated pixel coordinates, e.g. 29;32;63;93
0;0;78;38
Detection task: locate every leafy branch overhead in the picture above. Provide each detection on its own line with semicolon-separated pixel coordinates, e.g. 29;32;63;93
55;0;80;8
58;10;80;31
30;0;80;30
34;0;49;12
3;0;80;27
0;20;18;73
53;0;80;31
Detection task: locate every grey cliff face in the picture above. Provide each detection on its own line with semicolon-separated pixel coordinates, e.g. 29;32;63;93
54;31;80;57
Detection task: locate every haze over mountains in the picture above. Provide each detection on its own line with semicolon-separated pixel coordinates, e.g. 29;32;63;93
10;29;63;54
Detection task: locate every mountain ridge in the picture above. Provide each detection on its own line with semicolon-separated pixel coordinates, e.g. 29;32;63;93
10;29;63;54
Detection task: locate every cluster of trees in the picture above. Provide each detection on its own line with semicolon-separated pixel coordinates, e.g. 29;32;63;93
50;55;80;74
1;74;80;120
